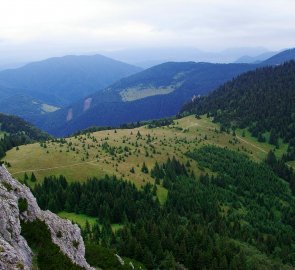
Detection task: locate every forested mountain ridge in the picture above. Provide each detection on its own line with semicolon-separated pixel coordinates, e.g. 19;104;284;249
33;48;295;137
0;113;50;159
0;94;60;122
234;51;277;64
36;62;257;136
0;48;294;133
181;61;295;158
262;48;295;65
0;54;142;107
0;113;50;140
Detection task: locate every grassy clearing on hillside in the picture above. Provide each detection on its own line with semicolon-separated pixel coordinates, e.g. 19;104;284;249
120;85;175;101
41;103;60;113
58;212;123;232
58;212;97;228
3;115;283;190
235;128;288;160
156;185;168;205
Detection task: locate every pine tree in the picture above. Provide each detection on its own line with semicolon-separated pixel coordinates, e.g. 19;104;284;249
31;172;37;182
141;162;149;174
160;251;176;270
269;129;279;147
265;150;277;167
92;222;101;244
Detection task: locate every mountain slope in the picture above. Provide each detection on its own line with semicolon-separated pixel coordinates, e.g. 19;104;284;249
0;165;94;270
0;95;59;121
103;61;254;100
0;85;20;100
181;61;295;145
37;62;257;136
0;113;50;141
36;48;295;137
0;113;51;159
262;48;295;65
104;47;270;67
234;51;277;63
3;114;295;269
0;54;142;107
5;114;288;185
0;84;59;121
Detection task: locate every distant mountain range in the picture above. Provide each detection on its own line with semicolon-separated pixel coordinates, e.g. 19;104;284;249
1;48;295;137
103;47;272;68
33;48;295;136
262;48;295;65
234;51;277;64
33;62;260;136
0;54;142;111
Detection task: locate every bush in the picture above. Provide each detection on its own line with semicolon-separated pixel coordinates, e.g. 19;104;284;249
30;173;37;182
141;162;149;174
18;198;28;213
21;219;84;270
72;240;79;249
2;181;13;192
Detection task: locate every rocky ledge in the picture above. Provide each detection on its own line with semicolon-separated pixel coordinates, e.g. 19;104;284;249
0;165;94;270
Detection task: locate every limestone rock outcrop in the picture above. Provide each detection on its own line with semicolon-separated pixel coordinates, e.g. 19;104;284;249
0;165;94;270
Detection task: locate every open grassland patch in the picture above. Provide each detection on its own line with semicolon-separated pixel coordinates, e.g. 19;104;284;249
3;115;282;189
58;212;97;228
58;212;123;232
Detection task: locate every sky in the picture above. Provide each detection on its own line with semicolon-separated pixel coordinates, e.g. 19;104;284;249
0;0;295;65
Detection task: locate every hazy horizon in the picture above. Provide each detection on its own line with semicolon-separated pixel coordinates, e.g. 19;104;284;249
0;0;295;67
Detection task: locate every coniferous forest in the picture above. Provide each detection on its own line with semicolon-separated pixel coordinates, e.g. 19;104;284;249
33;147;295;269
0;113;50;159
181;61;295;159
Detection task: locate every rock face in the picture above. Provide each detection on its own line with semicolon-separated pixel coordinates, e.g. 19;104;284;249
0;165;94;270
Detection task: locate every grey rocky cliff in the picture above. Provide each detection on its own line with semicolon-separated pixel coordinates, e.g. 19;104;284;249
0;165;95;270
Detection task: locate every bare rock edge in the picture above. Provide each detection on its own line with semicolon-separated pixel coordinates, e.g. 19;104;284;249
0;165;95;270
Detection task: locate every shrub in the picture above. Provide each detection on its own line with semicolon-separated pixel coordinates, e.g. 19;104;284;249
30;173;37;182
2;181;13;192
21;219;84;270
141;162;149;174
18;198;28;213
72;240;79;249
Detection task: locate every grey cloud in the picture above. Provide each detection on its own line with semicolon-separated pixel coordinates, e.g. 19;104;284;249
0;0;295;64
